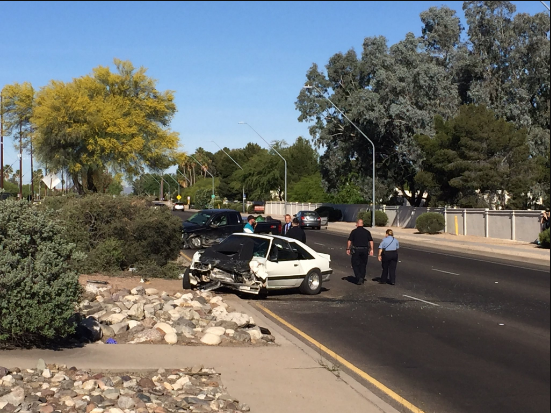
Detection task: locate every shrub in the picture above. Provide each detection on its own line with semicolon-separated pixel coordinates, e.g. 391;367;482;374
315;206;342;222
358;210;389;227
41;194;182;274
0;199;84;342
225;203;244;213
416;212;445;234
539;229;550;249
247;204;256;214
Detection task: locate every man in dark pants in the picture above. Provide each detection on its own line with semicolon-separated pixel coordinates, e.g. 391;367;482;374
285;218;307;243
347;219;374;285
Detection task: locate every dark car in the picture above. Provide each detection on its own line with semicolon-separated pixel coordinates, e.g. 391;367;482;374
182;209;281;249
295;210;322;230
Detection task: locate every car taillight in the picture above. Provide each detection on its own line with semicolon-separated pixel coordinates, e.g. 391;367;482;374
317;217;321;221
301;216;305;220
277;224;282;233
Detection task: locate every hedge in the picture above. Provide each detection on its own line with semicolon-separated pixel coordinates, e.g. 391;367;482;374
539;228;550;249
358;210;389;227
416;212;445;234
0;199;83;342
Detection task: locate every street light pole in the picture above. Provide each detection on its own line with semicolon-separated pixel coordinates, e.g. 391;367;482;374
211;141;246;213
189;154;215;200
238;122;287;216
176;169;192;186
166;173;181;197
303;84;376;227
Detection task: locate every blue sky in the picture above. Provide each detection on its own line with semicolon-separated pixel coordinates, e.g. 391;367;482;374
0;1;548;184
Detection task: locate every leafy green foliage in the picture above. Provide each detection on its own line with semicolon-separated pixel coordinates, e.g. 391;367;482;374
296;3;549;207
415;105;537;208
358;211;389;227
0;199;84;342
29;59;181;194
416;212;445;234
539;229;550;249
41;194;182;272
288;173;328;203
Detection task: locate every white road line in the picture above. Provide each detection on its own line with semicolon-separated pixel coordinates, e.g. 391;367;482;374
314;242;325;246
403;295;440;307
432;268;460;276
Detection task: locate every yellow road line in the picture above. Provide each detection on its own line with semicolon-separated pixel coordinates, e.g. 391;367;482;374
256;303;426;413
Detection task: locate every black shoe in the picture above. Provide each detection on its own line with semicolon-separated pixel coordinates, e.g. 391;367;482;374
387;281;395;285
372;277;381;282
357;279;365;285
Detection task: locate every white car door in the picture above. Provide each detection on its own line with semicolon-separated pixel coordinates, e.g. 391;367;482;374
265;238;304;289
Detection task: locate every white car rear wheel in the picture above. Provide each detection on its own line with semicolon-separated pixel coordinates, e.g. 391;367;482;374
300;270;322;295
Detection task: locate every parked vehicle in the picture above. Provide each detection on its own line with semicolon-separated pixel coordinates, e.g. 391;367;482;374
172;202;185;211
252;201;265;213
315;206;342;222
295;210;322;230
152;201;168;210
182;209;281;249
183;233;332;295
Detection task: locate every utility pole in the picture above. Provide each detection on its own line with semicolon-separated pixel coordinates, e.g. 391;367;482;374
30;134;34;201
19;122;23;200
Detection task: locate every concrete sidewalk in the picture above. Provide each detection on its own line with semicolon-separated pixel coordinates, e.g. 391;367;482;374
265;213;549;265
0;296;401;413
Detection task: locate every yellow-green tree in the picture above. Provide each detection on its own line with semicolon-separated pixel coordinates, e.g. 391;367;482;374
32;59;181;194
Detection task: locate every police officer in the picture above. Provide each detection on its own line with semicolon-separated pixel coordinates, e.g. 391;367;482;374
347;219;374;285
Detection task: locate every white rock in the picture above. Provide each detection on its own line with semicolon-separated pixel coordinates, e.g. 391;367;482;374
204;326;226;336
104;313;127;325
127;320;140;329
154;322;176;335
82;380;97;390
209;296;223;304
247;329;262;341
200;333;222;346
42;368;52;378
123;295;140;302
171;375;190;390
0;386;25;406
226;329;235;336
145;288;159;295
85;283;111;294
164;332;178;344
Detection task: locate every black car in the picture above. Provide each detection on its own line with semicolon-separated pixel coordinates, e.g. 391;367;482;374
182;209;281;249
295;210;322;230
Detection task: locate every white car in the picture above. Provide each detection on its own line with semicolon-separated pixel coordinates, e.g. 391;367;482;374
183;233;332;295
172;202;185;211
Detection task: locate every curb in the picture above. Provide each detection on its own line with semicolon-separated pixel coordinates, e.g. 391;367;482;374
225;295;402;413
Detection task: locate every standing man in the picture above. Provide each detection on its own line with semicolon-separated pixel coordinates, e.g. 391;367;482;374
244;215;256;233
281;214;292;236
286;218;306;243
346;219;374;285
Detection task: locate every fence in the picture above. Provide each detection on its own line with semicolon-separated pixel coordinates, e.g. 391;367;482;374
265;202;544;243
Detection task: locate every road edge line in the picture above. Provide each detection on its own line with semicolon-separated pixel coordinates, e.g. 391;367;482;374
256;303;426;413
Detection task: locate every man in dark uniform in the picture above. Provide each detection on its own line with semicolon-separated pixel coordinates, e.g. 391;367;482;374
285;218;306;243
347;219;374;285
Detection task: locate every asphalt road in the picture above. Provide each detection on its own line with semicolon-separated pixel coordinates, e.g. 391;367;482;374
175;210;550;413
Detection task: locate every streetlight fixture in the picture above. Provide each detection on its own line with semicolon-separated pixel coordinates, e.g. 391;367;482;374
238;122;287;215
303;84;376;227
211;141;246;213
189;154;215;200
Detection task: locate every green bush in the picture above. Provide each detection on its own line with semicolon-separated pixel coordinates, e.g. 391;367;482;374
358;210;389;227
539;228;550;249
225;203;244;213
0;199;84;342
315;206;342;222
41;194;182;274
247;204;256;214
416;212;445;234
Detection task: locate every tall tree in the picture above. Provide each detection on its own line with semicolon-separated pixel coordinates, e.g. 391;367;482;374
31;59;181;194
415;105;537;208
